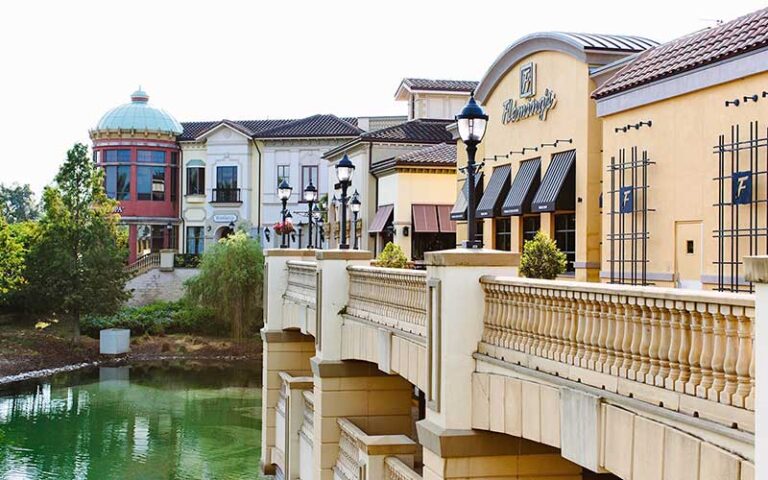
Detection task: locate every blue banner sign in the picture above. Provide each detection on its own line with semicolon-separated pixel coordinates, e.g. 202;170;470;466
619;186;634;214
732;171;752;205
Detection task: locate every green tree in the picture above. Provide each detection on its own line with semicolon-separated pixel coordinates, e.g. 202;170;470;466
376;242;408;268
0;213;25;301
24;143;129;342
0;183;39;223
519;231;567;280
184;231;264;340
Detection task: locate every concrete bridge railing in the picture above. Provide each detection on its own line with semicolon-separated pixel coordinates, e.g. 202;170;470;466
478;276;755;430
334;418;419;480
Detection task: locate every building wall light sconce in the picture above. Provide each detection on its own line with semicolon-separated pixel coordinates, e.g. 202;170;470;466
403;226;409;237
725;98;740;107
743;94;759;103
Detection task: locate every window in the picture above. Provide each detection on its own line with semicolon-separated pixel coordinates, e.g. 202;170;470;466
217;166;237;189
171;166;177;202
104;149;131;163
301;165;319;197
522;215;541;246
277;165;290;186
105;165;130;200
687;240;695;254
137;150;166;164
554;213;576;272
187;167;205;195
186;227;204;255
152;166;165;201
170;152;179;165
494;218;512;251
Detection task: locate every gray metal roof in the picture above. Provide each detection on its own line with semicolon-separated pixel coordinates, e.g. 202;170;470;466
554;32;659;51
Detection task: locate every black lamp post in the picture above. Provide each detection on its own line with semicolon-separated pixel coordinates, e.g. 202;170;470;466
312;205;322;249
350;190;361;250
335;154;355;249
165;222;172;249
278;179;292;248
456;92;488;248
303;180;318;248
297;224;303;248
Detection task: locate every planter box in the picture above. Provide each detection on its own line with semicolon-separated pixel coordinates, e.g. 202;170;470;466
100;328;130;354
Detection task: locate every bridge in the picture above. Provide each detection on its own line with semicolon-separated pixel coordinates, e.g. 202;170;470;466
260;248;757;480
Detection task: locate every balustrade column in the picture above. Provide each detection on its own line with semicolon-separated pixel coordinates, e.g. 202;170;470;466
684;306;704;395
665;303;682;390
732;307;753;408
619;300;634;377
719;307;739;405
696;307;715;398
637;302;652;383
611;302;626;376
587;296;601;370
645;303;661;384
595;297;610;373
708;309;727;401
628;302;644;381
602;300;618;374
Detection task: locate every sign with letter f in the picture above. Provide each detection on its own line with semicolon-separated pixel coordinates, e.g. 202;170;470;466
619;186;633;214
732;171;752;205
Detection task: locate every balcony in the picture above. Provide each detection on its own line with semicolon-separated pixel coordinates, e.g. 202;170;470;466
211;188;241;203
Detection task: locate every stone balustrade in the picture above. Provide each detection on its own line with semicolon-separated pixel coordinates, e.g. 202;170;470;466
384;457;422;480
346;266;428;337
284;260;317;308
479;276;755;419
334;418;419;480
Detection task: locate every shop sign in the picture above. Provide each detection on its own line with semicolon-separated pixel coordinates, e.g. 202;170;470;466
502;62;557;124
213;214;238;223
732;171;752;205
619;186;634;214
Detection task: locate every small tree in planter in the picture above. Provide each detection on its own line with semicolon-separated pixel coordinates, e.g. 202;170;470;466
519;231;567;280
376;242;408;269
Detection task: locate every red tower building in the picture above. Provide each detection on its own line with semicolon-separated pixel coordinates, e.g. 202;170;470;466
90;89;183;263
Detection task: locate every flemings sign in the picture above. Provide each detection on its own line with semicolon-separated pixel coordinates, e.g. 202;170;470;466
502;62;557;124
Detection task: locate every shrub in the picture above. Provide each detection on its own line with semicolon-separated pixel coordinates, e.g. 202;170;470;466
81;300;216;337
519;231;567;280
376;242;408;269
174;253;200;268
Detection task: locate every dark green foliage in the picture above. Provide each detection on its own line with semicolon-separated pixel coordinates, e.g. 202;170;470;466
0;215;25;299
22;143;129;342
174;253;201;268
0;183;38;223
519;231;567;280
184;231;264;340
81;300;216;337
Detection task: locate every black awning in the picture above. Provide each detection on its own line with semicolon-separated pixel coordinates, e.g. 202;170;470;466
476;164;511;219
502;158;541;216
531;150;576;212
450;173;484;221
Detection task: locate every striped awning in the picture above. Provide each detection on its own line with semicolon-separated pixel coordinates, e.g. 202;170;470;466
531;150;576;213
502;158;541;216
412;205;440;233
450;173;484;221
437;205;455;233
368;204;394;233
477;164;511;218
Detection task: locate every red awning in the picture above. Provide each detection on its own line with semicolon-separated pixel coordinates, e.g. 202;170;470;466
437;205;456;233
412;205;440;233
368;204;394;233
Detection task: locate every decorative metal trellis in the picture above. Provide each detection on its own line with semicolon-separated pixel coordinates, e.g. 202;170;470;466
607;146;654;285
714;121;768;293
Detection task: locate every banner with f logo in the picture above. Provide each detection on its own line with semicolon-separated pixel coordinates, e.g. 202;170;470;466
732;171;752;205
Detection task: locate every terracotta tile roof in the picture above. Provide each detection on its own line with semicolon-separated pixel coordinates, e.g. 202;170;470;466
179;116;360;141
401;78;479;92
393;143;456;166
593;7;768;99
254;114;363;138
360;119;455;144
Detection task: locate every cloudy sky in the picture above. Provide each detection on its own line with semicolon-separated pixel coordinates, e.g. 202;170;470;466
0;0;765;195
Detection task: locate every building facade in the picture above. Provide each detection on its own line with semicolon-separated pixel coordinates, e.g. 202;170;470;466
91;89;183;263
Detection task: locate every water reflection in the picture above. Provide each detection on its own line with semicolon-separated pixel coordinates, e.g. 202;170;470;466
0;360;266;480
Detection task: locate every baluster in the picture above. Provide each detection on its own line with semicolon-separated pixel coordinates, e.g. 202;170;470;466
559;293;573;363
619;300;634;378
602;299;617;374
574;296;588;366
611;302;626;376
673;302;692;392
708;308;727;401
512;288;525;351
481;284;494;344
746;313;755;410
498;284;510;348
536;291;550;357
628;302;643;381
732;307;753;408
665;302;682;389
503;287;516;349
554;293;568;361
595;296;609;373
719;306;739;405
529;290;542;355
545;291;557;359
684;305;704;395
645;302;660;384
587;296;601;370
655;301;671;386
521;288;535;353
696;306;715;398
637;302;652;383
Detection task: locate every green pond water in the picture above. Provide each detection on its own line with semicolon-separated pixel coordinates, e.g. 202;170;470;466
0;360;268;480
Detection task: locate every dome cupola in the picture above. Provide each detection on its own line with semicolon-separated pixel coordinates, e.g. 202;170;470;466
95;87;183;135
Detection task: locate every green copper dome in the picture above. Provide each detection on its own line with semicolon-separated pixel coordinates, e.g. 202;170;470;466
96;88;183;135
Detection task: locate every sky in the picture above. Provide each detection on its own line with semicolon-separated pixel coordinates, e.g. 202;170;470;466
0;0;765;196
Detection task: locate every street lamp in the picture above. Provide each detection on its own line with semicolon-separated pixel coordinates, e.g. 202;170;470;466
303;180;318;248
277;179;292;248
165;222;173;249
312;204;322;249
350;190;361;250
335;154;355;249
456;91;488;248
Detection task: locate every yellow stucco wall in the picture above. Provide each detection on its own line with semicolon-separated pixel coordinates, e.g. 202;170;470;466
377;169;456;258
457;50;603;281
600;71;768;288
